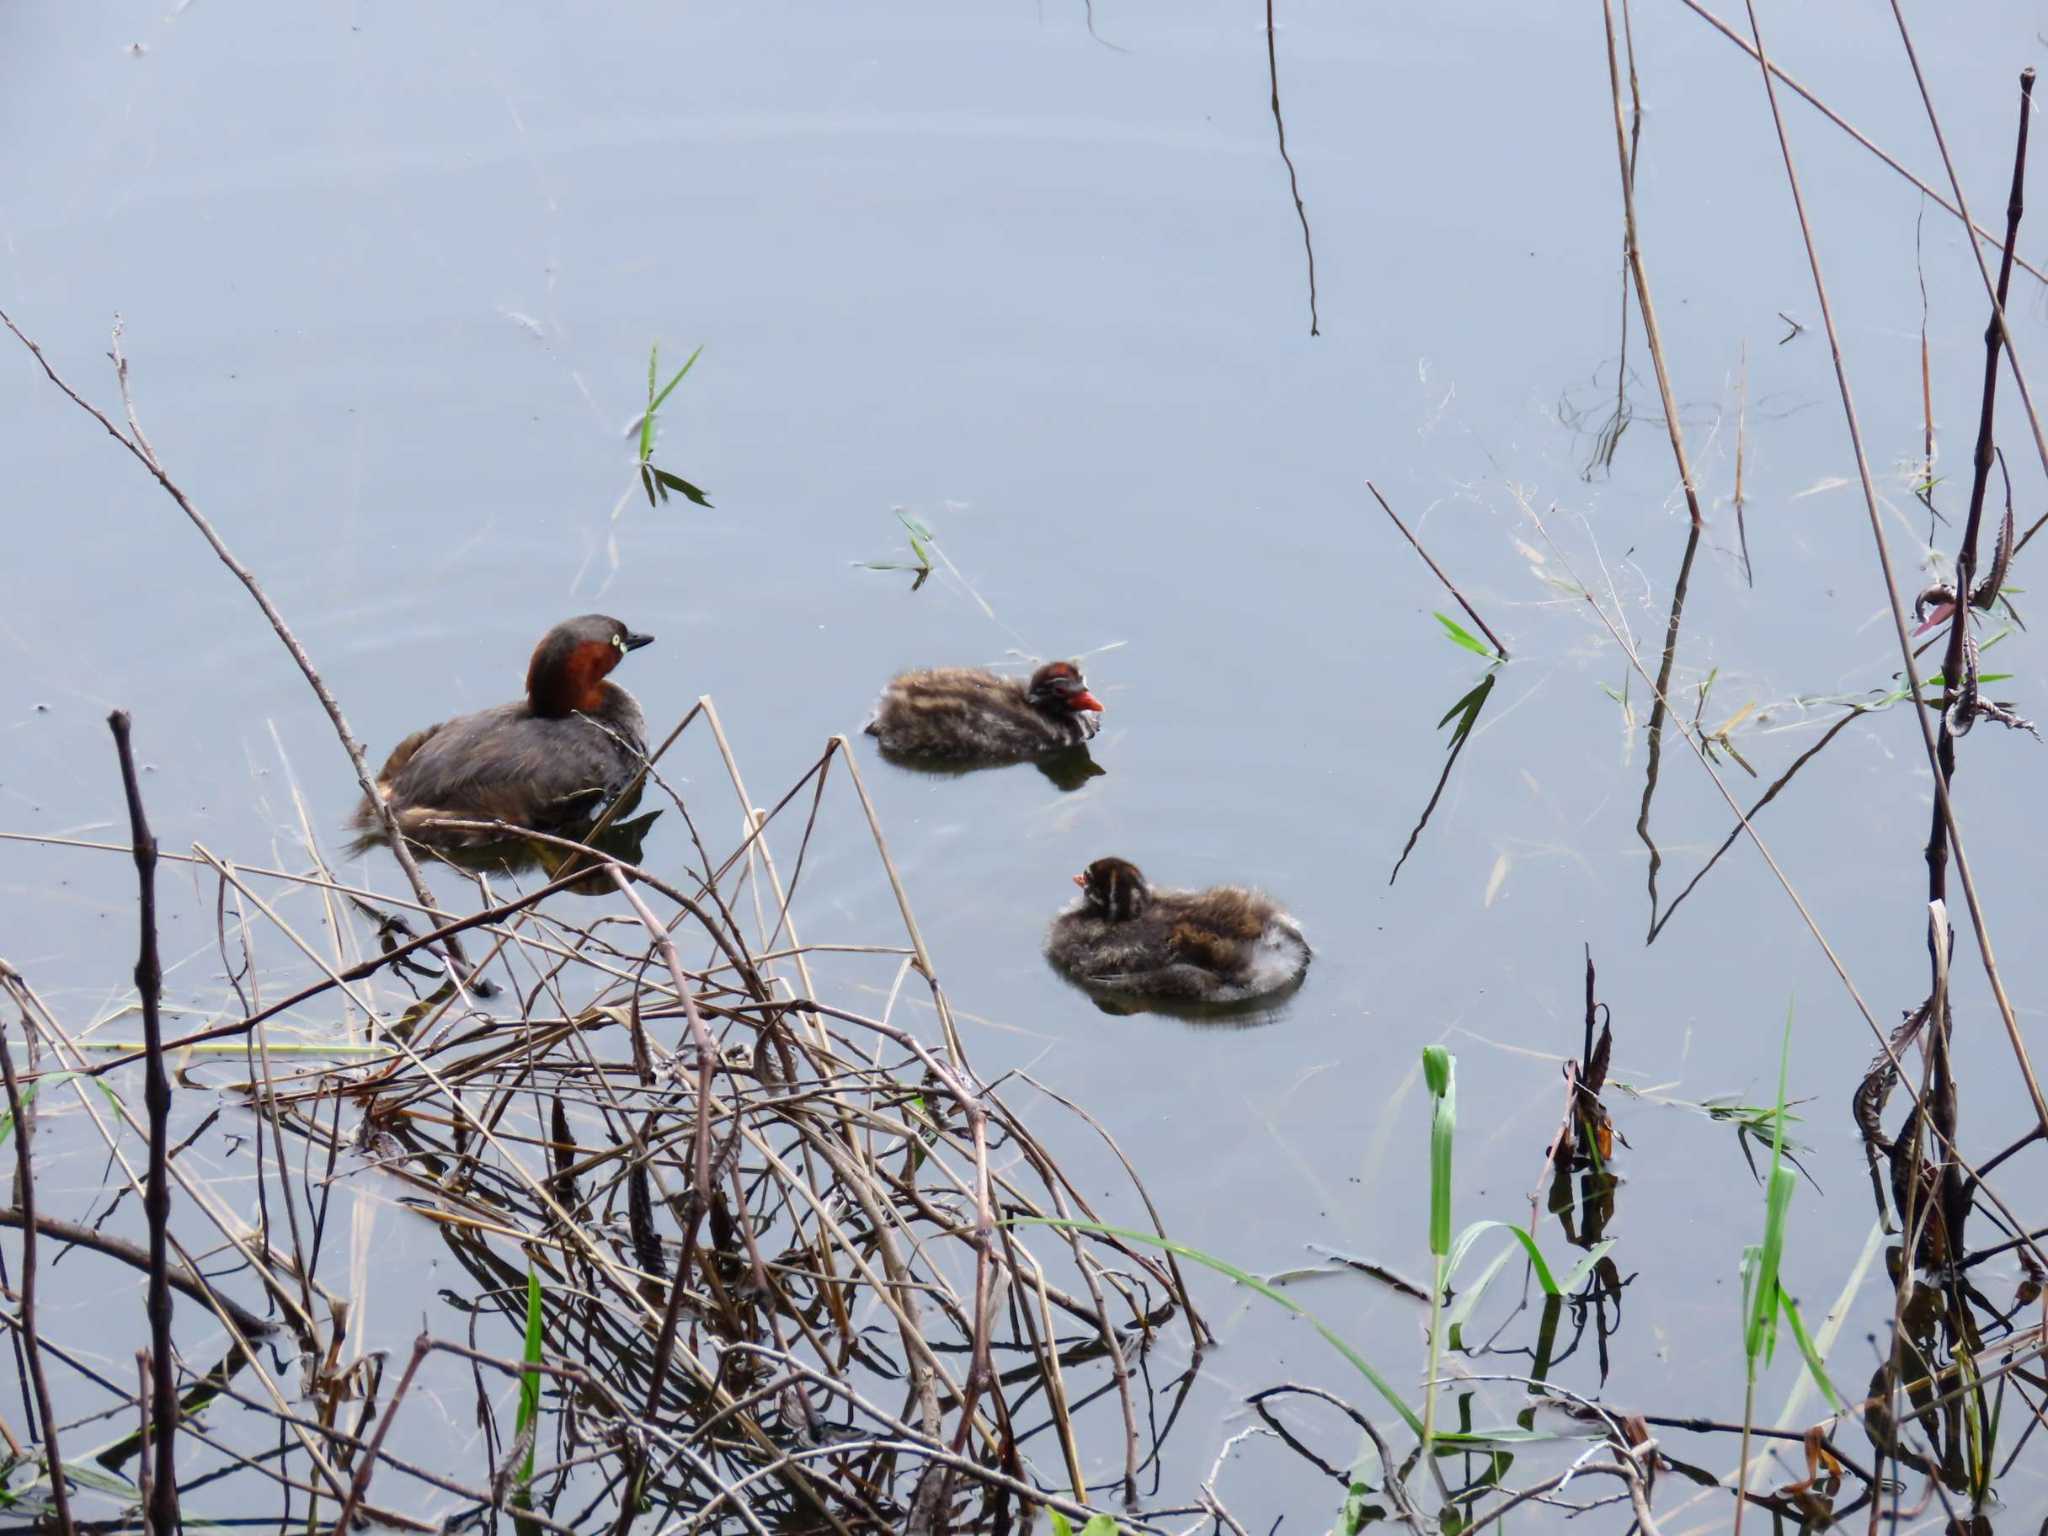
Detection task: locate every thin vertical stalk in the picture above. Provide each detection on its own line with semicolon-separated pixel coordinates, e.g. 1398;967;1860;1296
109;711;179;1536
1599;0;1705;527
1922;73;2034;1257
0;1025;71;1535
1732;7;2048;1150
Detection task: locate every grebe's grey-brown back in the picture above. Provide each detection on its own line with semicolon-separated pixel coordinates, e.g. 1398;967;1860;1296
864;660;1102;761
347;614;652;854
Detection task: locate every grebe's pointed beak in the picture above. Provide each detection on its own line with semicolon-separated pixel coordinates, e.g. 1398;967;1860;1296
1072;873;1088;888
623;632;655;652
1071;690;1104;713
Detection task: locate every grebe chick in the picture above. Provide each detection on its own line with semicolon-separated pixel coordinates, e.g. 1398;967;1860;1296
1045;857;1310;1005
864;660;1102;761
347;614;654;855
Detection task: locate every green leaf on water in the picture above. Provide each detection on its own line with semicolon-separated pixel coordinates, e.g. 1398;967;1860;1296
653;469;713;508
516;1264;544;1490
1080;1517;1119;1536
1049;1512;1074;1536
1434;612;1498;660
646;343;703;421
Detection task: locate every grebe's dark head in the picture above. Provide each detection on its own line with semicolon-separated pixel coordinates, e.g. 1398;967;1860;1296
526;614;654;717
1074;856;1148;922
1027;660;1103;717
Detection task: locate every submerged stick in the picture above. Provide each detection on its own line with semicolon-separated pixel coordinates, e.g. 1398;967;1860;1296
0;1024;71;1535
109;712;179;1535
1367;481;1510;659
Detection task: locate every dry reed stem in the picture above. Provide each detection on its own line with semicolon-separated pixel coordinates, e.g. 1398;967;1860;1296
1599;0;1706;528
1876;13;2048;559
1730;2;2048;1146
1676;0;2048;288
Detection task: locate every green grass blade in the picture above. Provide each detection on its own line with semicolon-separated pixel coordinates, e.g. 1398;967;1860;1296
516;1264;544;1488
646;343;703;420
1550;1238;1617;1296
1448;1219;1561;1296
1424;1046;1454;1257
1443;1242;1516;1350
1777;1290;1841;1409
640;343;661;461
1011;1215;1423;1436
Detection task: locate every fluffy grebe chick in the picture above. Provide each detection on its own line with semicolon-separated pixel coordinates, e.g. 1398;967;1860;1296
864;660;1102;761
347;614;653;854
1045;857;1310;1005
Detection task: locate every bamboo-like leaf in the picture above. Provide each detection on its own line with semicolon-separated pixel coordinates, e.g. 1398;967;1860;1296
653;468;713;508
1434;612;1498;660
1437;672;1498;747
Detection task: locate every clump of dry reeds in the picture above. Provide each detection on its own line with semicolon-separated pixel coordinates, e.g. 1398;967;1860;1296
3;704;1202;1532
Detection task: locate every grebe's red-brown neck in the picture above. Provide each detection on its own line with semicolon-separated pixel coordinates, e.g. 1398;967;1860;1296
524;615;655;718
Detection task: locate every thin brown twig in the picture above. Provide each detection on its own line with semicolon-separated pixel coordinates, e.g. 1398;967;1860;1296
1599;0;1705;528
0;309;485;993
1368;480;1511;659
1675;0;2048;288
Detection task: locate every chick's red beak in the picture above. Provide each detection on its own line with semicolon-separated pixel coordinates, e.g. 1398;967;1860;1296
1071;690;1104;713
1072;873;1088;888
